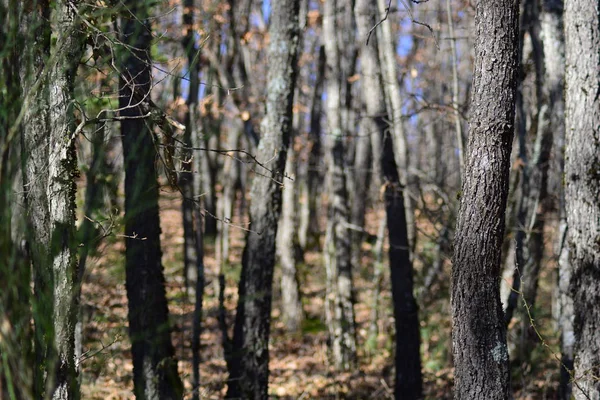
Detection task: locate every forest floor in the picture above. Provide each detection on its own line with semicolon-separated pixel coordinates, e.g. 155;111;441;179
79;189;563;399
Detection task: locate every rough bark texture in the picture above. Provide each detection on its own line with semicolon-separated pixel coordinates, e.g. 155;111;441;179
19;5;52;396
564;1;600;398
225;1;300;397
451;0;520;398
355;1;422;397
323;0;357;371
119;4;182;399
19;1;84;398
46;3;86;398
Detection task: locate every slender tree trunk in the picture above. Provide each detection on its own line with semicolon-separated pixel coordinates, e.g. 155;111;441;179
180;0;200;294
226;1;300;397
350;119;371;267
298;46;325;251
277;144;303;332
451;0;520;398
180;2;206;398
323;0;357;371
376;0;415;252
119;3;182;399
564;1;600;398
356;1;422;397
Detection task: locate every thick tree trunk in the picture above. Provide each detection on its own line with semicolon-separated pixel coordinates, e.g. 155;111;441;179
564;1;600;398
46;4;86;398
19;5;51;397
356;1;422;397
19;1;84;398
225;1;300;397
323;0;357;371
451;0;520;398
119;4;182;399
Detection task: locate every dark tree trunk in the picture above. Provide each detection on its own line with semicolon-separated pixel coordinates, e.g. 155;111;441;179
451;0;520;398
376;0;414;250
355;1;422;397
323;0;357;371
180;2;206;398
564;1;600;398
119;4;182;399
180;0;201;295
225;1;300;397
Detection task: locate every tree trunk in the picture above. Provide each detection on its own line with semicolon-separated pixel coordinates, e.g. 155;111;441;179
451;0;520;398
277;144;303;332
376;0;415;251
46;5;86;399
298;46;325;251
180;0;201;295
180;2;207;398
119;3;182;399
356;1;422;397
20;1;85;398
350;119;371;267
226;1;300;397
323;0;357;371
564;0;600;398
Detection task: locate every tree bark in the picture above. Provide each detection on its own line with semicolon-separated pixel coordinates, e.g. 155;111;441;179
46;3;86;398
451;0;520;398
19;1;85;398
564;0;600;398
225;1;300;397
323;0;357;371
119;3;182;399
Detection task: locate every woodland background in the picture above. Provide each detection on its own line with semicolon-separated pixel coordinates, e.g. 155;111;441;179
0;0;599;399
